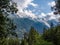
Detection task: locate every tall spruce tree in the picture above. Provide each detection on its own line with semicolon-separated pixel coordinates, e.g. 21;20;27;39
28;27;39;45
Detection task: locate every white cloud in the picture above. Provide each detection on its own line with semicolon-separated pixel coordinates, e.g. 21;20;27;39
41;13;46;17
48;1;56;7
13;0;38;13
47;12;55;20
46;12;60;22
13;0;33;8
13;0;59;22
13;0;60;27
38;13;46;18
17;10;37;19
15;0;33;12
13;0;38;19
47;12;54;15
30;3;38;7
37;12;60;22
36;12;56;21
24;10;37;18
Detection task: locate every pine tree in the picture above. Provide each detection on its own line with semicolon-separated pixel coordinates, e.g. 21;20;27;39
21;27;53;45
21;32;28;45
43;25;60;45
28;27;53;45
28;27;40;45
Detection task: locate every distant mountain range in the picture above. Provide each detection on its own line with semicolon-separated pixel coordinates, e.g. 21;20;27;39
8;13;60;37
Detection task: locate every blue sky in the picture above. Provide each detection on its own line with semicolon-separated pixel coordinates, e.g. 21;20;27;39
13;0;60;21
13;0;55;15
26;0;54;15
12;0;60;28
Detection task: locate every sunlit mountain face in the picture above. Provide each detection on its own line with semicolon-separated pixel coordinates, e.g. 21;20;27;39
8;0;60;37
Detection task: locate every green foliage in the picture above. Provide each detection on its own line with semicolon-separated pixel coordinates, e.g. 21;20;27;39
0;0;18;13
21;32;28;45
35;39;53;45
21;39;28;45
0;0;18;44
21;27;53;45
43;25;60;45
0;0;18;38
28;27;39;45
0;38;20;45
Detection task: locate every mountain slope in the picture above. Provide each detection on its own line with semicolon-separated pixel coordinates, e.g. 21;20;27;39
8;13;60;37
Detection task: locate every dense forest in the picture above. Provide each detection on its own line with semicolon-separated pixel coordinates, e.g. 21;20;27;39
0;0;60;45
